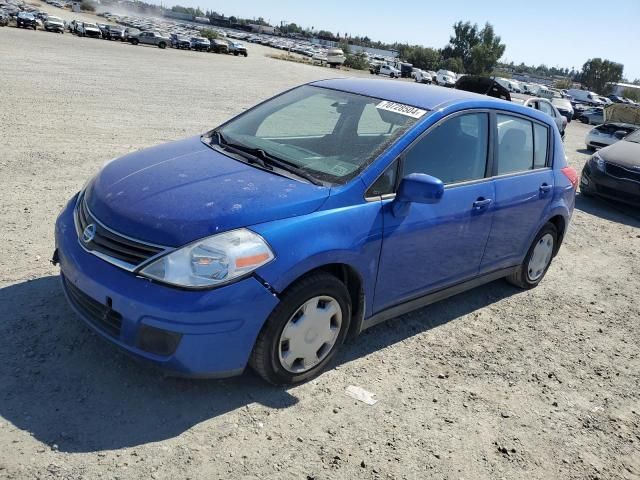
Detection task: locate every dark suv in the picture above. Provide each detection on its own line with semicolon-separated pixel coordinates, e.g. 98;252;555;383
16;11;37;29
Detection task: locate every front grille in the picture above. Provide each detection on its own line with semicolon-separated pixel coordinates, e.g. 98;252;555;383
75;195;165;269
63;276;123;338
605;162;640;183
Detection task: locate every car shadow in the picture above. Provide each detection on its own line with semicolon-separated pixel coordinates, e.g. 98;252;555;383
0;274;519;453
575;193;640;226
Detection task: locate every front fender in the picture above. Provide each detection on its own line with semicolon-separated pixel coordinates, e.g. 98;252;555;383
251;201;384;319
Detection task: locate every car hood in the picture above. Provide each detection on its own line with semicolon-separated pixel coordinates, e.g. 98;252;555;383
599;139;640;169
85;136;330;246
604;104;640;125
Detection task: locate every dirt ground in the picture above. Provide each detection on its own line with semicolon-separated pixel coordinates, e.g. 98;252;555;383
1;10;639;480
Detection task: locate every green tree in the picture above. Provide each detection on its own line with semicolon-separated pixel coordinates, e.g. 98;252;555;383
441;21;505;74
442;57;464;74
622;88;640;102
344;52;368;70
580;58;624;94
200;28;218;40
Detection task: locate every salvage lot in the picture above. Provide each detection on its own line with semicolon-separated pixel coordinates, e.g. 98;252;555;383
1;21;640;480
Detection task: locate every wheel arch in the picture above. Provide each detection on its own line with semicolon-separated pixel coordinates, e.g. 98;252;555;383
268;262;366;339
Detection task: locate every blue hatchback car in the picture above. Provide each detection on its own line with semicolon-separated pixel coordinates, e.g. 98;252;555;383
54;78;577;384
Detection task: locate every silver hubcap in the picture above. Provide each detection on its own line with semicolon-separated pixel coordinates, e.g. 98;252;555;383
278;296;342;374
528;233;554;281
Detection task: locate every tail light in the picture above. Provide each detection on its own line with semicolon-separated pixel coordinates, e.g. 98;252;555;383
561;166;579;190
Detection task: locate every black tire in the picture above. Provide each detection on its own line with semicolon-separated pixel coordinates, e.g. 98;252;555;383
243;52;247;57
506;223;558;289
250;272;351;385
158;42;166;49
233;51;238;56
390;73;395;78
131;38;138;45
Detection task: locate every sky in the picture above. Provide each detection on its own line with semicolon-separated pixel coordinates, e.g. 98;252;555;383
153;0;640;80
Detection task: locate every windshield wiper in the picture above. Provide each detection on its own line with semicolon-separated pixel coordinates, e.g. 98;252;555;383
210;130;322;186
211;130;272;170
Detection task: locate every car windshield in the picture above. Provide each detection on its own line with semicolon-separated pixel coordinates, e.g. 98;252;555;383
624;129;640;143
214;85;421;184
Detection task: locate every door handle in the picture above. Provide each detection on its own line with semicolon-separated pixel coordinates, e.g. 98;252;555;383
539;183;552;194
472;198;493;210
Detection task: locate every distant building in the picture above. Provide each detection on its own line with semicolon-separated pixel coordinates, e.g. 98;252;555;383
608;82;640;96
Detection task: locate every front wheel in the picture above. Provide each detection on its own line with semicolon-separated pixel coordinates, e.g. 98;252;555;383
506;223;558;289
158;42;166;49
250;273;351;385
131;38;139;45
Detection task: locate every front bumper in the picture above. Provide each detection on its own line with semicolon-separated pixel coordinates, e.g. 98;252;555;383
54;196;280;377
581;163;640;207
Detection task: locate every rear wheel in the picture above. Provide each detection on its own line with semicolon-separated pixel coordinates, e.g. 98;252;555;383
131;38;138;45
158;42;166;49
506;223;558;289
250;273;351;385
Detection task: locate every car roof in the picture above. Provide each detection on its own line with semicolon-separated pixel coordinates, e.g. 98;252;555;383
309;78;553;124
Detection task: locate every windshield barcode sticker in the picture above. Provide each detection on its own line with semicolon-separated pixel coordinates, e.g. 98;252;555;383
376;101;426;119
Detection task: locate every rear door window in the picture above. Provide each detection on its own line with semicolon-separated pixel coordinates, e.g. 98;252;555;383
497;114;549;174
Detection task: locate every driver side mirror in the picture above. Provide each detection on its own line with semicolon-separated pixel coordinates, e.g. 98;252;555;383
392;173;444;217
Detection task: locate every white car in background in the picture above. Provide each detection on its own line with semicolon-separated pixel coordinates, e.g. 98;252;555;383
377;64;401;78
436;70;456;87
524;97;567;139
326;48;345;68
413;69;433;84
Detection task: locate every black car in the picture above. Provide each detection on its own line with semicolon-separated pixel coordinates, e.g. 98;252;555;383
16;11;37;29
581;129;640;207
170;33;191;49
454;75;511;101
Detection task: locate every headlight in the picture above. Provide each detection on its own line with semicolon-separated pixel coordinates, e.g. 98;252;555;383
591;152;605;173
139;228;274;288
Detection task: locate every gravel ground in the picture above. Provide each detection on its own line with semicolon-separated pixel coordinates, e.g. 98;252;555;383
1;13;639;480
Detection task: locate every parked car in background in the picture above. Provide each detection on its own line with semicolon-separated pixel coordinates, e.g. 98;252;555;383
414;69;432;84
210;38;228;53
104;25;124;40
54;79;576;385
436;70;457;87
123;27;140;42
44;14;64;33
190;36;210;51
128;31;168;48
551;97;574;122
228;41;248;57
566;89;604;106
170;33;191;49
524;97;567;139
585;123;638;151
16;11;37;29
326;48;346;68
581;128;640;206
608;95;629;104
454;75;511;101
578;107;604;125
0;11;9;27
376;64;401;78
96;23;108;38
78;22;101;38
